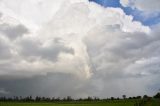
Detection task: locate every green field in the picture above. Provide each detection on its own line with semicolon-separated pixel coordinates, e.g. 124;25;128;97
146;99;160;106
0;102;134;106
0;99;159;106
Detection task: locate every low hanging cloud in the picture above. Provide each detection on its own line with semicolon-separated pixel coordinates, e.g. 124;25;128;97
0;88;10;95
0;0;160;98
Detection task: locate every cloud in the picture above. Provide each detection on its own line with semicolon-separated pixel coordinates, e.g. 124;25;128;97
83;23;160;97
0;0;88;30
0;24;28;40
0;73;94;98
120;0;160;12
0;88;10;95
120;0;160;21
0;0;160;98
0;36;11;59
18;38;74;61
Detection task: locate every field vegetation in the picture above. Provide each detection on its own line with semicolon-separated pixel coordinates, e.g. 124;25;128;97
0;92;159;106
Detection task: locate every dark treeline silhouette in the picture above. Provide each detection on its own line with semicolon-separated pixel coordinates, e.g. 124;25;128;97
0;92;159;102
0;96;100;102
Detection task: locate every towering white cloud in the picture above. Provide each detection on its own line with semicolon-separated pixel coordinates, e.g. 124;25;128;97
0;0;159;97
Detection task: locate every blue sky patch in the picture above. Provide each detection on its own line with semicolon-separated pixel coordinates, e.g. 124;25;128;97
89;0;160;26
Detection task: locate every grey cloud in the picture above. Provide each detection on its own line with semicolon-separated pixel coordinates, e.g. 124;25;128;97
0;12;28;40
0;37;11;59
84;24;160;77
0;73;93;98
19;38;74;61
82;24;160;97
0;88;10;95
0;13;2;18
0;24;28;40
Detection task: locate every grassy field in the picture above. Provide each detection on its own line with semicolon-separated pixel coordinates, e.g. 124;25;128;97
0;101;135;106
145;99;160;106
0;99;159;106
0;102;134;106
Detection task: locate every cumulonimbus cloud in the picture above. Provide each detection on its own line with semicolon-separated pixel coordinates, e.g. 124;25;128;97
0;0;159;98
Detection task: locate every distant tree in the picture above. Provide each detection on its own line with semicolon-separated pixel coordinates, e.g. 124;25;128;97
55;97;60;101
154;92;160;98
62;97;67;101
0;97;6;102
116;97;120;100
35;96;41;102
87;96;93;101
66;96;72;101
122;95;126;99
51;97;55;101
143;95;148;99
111;97;115;100
76;98;81;101
128;97;132;99
132;97;136;99
136;96;142;99
19;96;22;100
29;95;33;101
93;97;99;101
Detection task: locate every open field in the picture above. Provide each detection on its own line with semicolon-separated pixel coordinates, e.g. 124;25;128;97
146;99;160;106
0;102;134;106
0;100;135;106
0;99;159;106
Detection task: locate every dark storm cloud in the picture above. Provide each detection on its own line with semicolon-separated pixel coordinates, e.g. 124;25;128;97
0;73;93;98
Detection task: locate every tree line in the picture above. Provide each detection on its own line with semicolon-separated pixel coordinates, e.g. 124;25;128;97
0;92;159;102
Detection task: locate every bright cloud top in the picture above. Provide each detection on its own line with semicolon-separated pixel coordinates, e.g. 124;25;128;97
0;0;159;98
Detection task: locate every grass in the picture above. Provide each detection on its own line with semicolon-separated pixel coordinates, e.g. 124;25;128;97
0;103;134;106
145;99;160;106
0;99;159;106
0;101;135;106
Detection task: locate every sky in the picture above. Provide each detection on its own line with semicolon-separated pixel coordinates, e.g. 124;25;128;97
0;0;160;98
90;0;160;26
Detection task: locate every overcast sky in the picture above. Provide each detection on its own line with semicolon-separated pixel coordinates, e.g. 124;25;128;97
0;0;160;98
